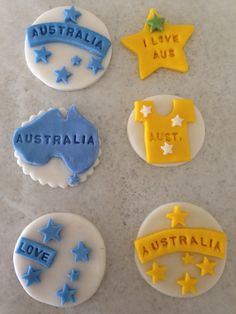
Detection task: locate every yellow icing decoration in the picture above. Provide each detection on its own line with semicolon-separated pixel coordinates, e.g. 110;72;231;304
196;256;216;276
166;205;188;227
134;228;227;264
120;8;194;79
177;272;198;296
146;261;166;284
182;253;194;265
134;99;195;164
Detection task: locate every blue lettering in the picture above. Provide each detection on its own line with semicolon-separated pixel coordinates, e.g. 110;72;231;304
40;25;47;36
41;252;50;262
49;25;56;35
66;27;74;37
53;135;61;145
27;22;111;60
15;237;57;268
63;135;71;145
25;134;32;143
87;136;94;145
34;134;42;144
16;134;23;144
73;135;80;144
32;28;38;38
44;135;51;144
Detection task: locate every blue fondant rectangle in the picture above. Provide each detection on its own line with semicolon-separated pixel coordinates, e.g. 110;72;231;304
15;237;57;268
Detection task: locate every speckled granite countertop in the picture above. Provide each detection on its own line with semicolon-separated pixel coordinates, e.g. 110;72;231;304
0;0;235;313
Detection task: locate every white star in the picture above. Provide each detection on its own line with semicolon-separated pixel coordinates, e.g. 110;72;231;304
140;105;152;118
171;114;184;127
161;142;173;155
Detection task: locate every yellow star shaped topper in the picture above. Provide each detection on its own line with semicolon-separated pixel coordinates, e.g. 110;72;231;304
146;261;166;284
177;272;198;296
121;8;194;79
196;256;216;276
166;205;188;228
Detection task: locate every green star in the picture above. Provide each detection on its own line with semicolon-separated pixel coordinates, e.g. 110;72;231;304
147;14;165;32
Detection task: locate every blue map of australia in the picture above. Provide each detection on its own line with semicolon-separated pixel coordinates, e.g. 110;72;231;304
12;105;100;185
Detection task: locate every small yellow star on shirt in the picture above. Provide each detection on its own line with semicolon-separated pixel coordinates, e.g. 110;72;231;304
182;253;194;265
196;256;216;276
140;105;152;117
177;272;198;296
146;261;166;284
166;205;188;227
120;8;194;79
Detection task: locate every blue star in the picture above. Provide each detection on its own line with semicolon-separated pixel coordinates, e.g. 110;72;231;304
68;269;80;282
54;66;72;84
34;46;52;64
71;56;82;66
22;265;42;286
87;57;104;75
71;241;91;262
56;283;77;305
38;218;64;243
64;6;81;24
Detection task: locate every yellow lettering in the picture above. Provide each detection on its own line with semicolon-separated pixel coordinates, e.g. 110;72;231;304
142;245;149;256
135;228;227;264
150;132;156;142
191;236;198;245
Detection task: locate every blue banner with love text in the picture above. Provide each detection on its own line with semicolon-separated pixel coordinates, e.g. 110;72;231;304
27;22;111;60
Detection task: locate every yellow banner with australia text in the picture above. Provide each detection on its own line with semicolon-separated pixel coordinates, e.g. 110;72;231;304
134;228;227;264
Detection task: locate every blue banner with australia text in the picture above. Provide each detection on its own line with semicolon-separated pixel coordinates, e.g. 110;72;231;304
27;22;111;60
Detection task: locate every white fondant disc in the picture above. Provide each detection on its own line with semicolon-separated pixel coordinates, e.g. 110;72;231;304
127;95;205;166
25;6;112;91
13;213;106;307
13;108;101;188
135;202;227;297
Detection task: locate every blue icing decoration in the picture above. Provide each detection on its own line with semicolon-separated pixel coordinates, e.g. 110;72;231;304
71;241;91;262
22;265;42;286
64;6;81;24
38;218;64;243
34;46;52;63
71;55;82;66
15;237;57;268
68;269;80;282
12;105;100;186
56;283;77;305
26;22;111;61
68;173;80;186
54;66;72;84
87;57;104;74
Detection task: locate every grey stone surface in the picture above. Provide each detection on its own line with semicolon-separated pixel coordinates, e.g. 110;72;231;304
0;0;236;313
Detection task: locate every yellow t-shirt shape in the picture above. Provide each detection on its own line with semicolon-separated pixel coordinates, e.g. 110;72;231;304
134;99;196;164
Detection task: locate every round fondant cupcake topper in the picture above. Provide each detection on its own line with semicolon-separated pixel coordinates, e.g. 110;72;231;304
13;213;106;307
25;6;112;90
12;106;101;188
121;8;194;79
135;203;227;297
127;95;205;166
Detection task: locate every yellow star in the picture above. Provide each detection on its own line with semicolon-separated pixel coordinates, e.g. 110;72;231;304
166;205;188;227
196;256;216;276
177;272;198;296
146;261;166;284
120;8;194;79
182;253;194;265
